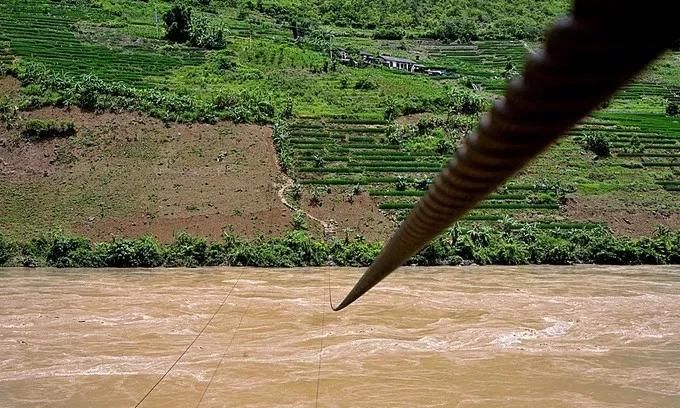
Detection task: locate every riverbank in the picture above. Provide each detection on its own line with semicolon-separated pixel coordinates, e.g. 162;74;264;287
1;224;678;268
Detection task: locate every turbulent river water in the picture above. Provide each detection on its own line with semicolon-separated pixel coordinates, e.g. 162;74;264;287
0;266;679;407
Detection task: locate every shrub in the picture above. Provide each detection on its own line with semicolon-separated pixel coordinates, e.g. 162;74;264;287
189;14;226;49
410;236;455;266
354;78;377;90
212;53;237;71
15;235;52;267
666;101;679;117
312;153;325;168
273;120;293;174
0;234;14;265
104;237;164;267
414;177;432;191
46;233;100;267
281;230;329;266
330;236;381;266
13;62;220;123
582;132;611;159
384;98;400;121
291;183;302;201
529;236;576;265
477;241;530;265
213;90;274;123
395;176;408;191
309;188;322;207
372;27;405;40
447;88;488;115
292;211;307;231
282;99;294;119
0;96;18;128
429;19;479;43
22;119;75;141
1;224;677;267
164;233;208;267
436;137;455;155
164;5;192;43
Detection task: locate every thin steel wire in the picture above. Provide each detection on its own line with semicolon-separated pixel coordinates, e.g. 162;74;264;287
315;273;329;408
133;272;244;407
195;290;254;407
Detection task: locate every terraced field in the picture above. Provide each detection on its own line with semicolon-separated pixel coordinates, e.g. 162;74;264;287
0;0;206;87
422;40;680;105
288;119;592;228
572;113;680;192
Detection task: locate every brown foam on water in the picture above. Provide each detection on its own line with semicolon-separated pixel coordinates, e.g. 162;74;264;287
0;266;679;407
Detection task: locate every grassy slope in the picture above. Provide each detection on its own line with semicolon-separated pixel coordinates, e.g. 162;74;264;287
0;0;678;239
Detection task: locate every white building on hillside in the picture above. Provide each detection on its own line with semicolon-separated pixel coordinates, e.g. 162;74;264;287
379;55;417;72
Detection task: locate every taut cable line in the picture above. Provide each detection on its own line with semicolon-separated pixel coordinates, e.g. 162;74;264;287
195;288;255;408
133;271;244;407
315;272;329;408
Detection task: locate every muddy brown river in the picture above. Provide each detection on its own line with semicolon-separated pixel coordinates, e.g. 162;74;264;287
0;266;679;407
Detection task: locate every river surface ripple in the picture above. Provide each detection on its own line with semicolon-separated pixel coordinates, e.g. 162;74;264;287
0;266;679;407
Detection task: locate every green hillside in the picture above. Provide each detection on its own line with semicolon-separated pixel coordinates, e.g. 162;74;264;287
0;0;678;266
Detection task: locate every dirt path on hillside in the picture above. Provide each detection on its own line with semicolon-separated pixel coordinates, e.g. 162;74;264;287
277;175;330;230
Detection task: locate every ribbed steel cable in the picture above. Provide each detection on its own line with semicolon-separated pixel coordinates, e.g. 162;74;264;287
332;0;679;311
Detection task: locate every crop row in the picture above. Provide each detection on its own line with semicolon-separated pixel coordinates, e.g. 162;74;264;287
581;138;679;146
640;162;679;167
369;190;528;200
379;202;559;210
298;177;554;194
571;130;679;139
299;177;399;185
334;126;386;134
296;143;399;150
7;43;203;65
294;147;406;155
298;167;441;173
290;130;345;137
618;153;680;158
330;118;389;125
611;144;680;150
354;161;444;168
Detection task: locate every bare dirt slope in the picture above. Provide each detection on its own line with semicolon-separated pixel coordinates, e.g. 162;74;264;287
0;101;393;242
564;196;679;237
0;76;20;98
0;106;295;242
303;190;394;242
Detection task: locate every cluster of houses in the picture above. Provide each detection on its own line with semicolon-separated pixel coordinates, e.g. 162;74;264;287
334;49;447;76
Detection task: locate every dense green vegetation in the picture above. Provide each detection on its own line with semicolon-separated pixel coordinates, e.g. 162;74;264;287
253;0;568;41
4;62;275;123
21;119;76;141
2;0;676;121
1;224;677;268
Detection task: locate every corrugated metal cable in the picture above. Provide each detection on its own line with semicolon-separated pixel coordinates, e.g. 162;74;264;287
332;0;679;311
